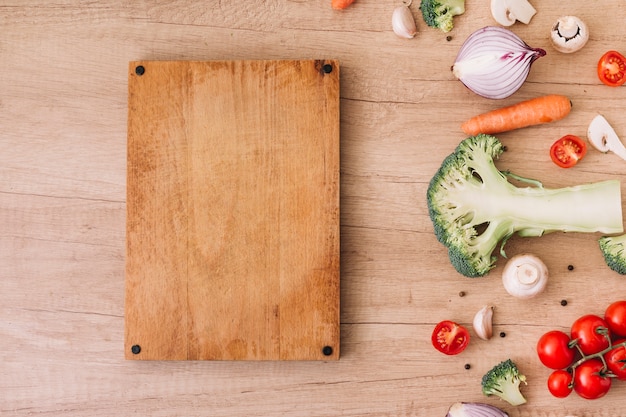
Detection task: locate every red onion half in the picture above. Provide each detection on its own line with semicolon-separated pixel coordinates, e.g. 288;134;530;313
452;26;546;99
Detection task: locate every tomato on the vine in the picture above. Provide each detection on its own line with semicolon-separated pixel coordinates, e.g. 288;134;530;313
431;320;469;355
573;359;612;400
547;369;573;398
598;50;626;87
605;300;626;338
604;339;626;381
537;330;576;369
571;315;611;355
549;135;587;168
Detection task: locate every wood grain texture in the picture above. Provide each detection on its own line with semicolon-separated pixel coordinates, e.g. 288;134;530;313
2;0;626;415
126;60;340;360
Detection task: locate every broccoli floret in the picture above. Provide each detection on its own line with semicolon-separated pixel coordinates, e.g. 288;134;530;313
481;359;527;406
420;0;465;33
599;234;626;274
427;134;624;278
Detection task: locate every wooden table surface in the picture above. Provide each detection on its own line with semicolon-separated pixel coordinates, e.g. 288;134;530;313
2;1;626;416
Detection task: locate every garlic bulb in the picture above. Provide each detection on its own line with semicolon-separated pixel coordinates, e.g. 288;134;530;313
392;4;417;39
473;305;494;340
502;254;549;299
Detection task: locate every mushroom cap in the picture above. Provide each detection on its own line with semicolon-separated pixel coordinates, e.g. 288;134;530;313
502;253;549;299
550;16;589;53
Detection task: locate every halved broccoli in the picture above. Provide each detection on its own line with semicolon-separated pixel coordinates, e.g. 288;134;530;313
599;234;626;274
481;359;527;406
427;134;623;278
419;0;465;33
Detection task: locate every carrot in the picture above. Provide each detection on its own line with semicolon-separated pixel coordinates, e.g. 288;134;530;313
332;0;355;10
461;94;572;136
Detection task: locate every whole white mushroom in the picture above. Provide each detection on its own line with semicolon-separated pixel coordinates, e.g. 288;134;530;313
502;254;548;299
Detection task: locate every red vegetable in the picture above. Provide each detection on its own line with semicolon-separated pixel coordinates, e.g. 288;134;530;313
537;330;576;369
604;340;626;380
605;300;626;337
571;314;611;355
332;0;355;9
549;135;587;168
547;369;573;398
573;359;612;400
598;50;626;87
431;320;470;355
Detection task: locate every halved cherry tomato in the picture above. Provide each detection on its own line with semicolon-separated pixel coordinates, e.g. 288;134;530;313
431;320;470;355
550;135;587;168
598;50;626;87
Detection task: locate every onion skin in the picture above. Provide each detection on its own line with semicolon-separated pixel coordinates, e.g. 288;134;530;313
452;26;546;99
446;402;509;417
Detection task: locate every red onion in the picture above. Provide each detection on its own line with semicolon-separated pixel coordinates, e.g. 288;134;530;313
446;402;509;417
452;26;546;99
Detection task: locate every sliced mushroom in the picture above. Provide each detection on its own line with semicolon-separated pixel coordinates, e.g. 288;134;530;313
587;114;626;161
490;0;536;27
550;16;589;53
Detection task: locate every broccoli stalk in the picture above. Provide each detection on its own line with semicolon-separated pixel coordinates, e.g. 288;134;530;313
427;134;623;278
599;233;626;274
420;0;465;33
481;359;527;406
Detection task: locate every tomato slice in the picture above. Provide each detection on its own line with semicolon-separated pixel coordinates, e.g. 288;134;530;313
550;135;587;168
598;50;626;87
431;320;470;355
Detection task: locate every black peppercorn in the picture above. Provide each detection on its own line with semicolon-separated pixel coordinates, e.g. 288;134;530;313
561;299;568;306
567;264;574;271
464;363;471;370
499;332;506;338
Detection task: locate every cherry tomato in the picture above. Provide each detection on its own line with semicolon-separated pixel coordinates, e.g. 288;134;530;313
537;330;576;369
571;315;611;355
605;300;626;338
549;135;587;168
604;339;626;380
431;320;470;355
598;50;626;87
547;369;573;398
573;359;612;400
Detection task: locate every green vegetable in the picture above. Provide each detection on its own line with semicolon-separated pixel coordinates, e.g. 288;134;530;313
481;359;527;406
427;134;623;278
599;234;626;274
419;0;465;33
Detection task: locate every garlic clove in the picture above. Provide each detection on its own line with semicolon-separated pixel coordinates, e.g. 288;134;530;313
473;305;494;340
392;5;417;39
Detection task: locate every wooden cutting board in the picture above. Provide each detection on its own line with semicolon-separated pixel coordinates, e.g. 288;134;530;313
125;60;340;361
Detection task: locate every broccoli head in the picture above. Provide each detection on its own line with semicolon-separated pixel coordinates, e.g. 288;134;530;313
420;0;465;33
481;359;527;406
599;234;626;274
427;134;623;278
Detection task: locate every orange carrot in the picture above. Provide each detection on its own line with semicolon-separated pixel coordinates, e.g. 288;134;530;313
332;0;355;10
461;95;572;136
